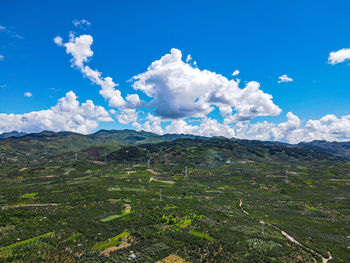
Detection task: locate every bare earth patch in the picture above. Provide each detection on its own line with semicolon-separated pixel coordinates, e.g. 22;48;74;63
38;175;56;178
149;177;175;185
147;169;161;175
156;254;190;263
90;160;105;165
100;242;131;257
329;179;350;182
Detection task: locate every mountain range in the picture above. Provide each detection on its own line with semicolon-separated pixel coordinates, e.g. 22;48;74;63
0;129;349;166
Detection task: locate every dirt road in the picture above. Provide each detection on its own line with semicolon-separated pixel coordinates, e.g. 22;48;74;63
239;199;332;262
1;203;58;210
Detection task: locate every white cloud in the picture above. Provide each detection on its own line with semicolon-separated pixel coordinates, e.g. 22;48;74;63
138;113;164;135
53;36;63;46
137;116;235;138
302;115;350;142
0;25;23;39
224;81;282;122
116;109;138;124
0;91;113;134
53;36;350;143
278;74;293;83
165;119;197;134
196;117;235;137
232;70;240;76
55;33;146;112
134;110;350;144
186;54;192;62
55;34;131;109
24;92;32;97
125;94;144;108
234;112;350;144
72;19;91;29
0;54;4;61
132;48;281;121
57;36;279;129
64;34;94;68
328;48;350;65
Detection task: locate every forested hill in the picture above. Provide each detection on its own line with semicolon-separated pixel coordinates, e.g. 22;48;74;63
0;129;348;165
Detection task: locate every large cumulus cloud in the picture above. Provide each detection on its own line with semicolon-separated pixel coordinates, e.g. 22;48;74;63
132;48;281;121
0;91;112;134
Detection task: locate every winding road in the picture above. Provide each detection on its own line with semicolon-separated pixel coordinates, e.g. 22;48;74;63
239;199;332;263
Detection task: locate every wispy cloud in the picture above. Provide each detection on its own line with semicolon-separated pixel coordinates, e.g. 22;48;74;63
232;70;240;76
0;25;24;39
0;54;4;61
55;33;144;110
278;74;293;83
24;92;32;97
72;19;91;30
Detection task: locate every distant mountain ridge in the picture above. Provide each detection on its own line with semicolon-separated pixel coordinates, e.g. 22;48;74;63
0;129;349;164
0;129;210;163
298;140;350;159
0;131;27;138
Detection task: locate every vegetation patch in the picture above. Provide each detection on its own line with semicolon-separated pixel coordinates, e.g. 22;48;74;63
189;230;215;241
246;238;282;252
20;192;38;199
67;233;82;241
0;232;54;256
100;204;131;222
92;232;130;251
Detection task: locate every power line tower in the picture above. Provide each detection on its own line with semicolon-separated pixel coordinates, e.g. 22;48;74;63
185;167;188;177
285;170;289;185
147;159;150;169
260;220;265;237
75;153;78;161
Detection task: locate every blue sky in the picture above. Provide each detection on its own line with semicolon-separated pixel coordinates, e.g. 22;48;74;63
1;0;350;143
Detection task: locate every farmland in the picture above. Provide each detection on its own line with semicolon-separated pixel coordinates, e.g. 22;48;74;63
0;130;349;262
